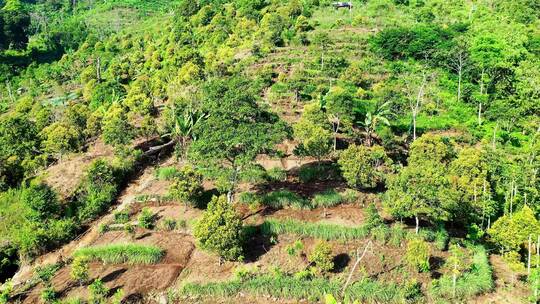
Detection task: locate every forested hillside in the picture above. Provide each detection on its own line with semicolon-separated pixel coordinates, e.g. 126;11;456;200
0;0;539;303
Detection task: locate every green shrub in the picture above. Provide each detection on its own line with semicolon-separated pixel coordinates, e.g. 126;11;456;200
406;239;430;272
40;286;57;303
365;203;384;231
98;223;109;234
138;207;155;229
261;219;369;241
194;195;244;261
155;166;179;181
388;224;406;247
88;279;108;304
160;218;177;231
286;240;304;256
309;241;334;275
113;211;130;224
434;227;449;251
168;165;203;204
71;256;90;286
311;189;343;209
238;192;261;206
262;190;310;209
370;226;390;244
266;167;287;182
73;244;164;265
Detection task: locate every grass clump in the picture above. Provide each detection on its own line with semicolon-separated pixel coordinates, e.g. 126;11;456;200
261;218;369;241
266;167;288;182
73;244;164;265
181;274;411;303
429;245;493;301
262;190;310;209
155;166;179;181
311;189;343;208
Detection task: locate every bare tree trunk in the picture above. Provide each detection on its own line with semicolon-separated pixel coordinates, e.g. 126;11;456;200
96;57;102;82
529;234;532;276
342;240;373;295
478;69;485;126
415;215;420;234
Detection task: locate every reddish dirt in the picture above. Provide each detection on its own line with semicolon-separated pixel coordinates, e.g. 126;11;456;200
270;204;365;226
20;231;195;303
42;139;114;199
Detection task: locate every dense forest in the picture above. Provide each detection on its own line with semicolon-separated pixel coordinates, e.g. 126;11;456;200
0;0;539;303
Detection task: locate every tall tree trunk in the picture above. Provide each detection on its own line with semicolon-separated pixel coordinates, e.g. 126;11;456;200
415;215;420;234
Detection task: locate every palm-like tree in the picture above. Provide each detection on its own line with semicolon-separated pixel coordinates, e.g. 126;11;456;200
358;101;392;147
167;107;206;159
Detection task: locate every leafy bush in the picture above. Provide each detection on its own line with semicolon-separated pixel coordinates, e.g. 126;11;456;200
406;239;430;272
298;164;339;183
194;195;244;261
168;165;203;204
70;256;90;285
364;203;384;231
309;241;334;275
73;244;164;265
261;219;369;241
40;286;57;303
262;190;310;209
137;207;155;229
338;145;391;189
311;189;343;208
370;226;390;244
88;279;108;304
388;224;407;247
113;210;130;224
160;218;177;231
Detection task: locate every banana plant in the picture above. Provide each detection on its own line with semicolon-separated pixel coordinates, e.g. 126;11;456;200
357;101;392;147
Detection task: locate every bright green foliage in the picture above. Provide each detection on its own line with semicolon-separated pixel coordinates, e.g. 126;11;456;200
88;279;108;304
405;239;430;272
73;244;164;265
190;78;288;202
70;256;90;285
194;195;244;261
385;134;454;231
168;165;203;204
101;103;133;149
338;144;391;189
262;190;310;210
309;241;334;275
294;103;333;162
430;245;493;300
137;207;155;229
488;205;540;251
365;203;384;231
40;122;81;158
40;286;57;303
325;86;355;149
20;183;60;222
529;267;540;302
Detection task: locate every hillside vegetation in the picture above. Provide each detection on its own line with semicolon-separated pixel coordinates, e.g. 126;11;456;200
0;0;539;303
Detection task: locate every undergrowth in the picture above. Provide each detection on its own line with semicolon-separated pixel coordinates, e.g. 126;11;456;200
73;244;164;265
260;218;369;241
181;274;413;303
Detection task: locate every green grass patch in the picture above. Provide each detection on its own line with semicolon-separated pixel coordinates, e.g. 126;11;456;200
261;218;368;241
73;244;164;265
181;274;412;303
261;190;311;209
311;189;343;208
429;245;493;301
154;166;179;181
